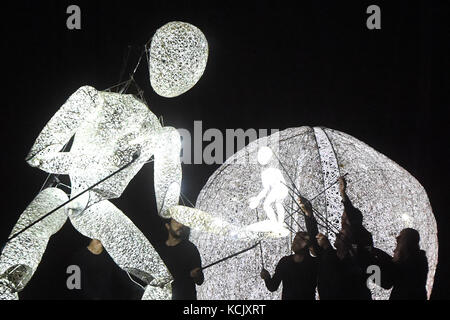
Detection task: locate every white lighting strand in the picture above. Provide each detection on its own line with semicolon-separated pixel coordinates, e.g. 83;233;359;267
313;127;345;244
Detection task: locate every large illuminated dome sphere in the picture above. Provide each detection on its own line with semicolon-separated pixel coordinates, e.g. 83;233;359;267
191;127;438;300
149;21;208;98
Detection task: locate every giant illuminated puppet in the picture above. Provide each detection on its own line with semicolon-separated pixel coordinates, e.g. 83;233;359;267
0;21;218;300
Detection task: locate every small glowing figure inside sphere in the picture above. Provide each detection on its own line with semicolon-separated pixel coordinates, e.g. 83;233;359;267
246;147;289;237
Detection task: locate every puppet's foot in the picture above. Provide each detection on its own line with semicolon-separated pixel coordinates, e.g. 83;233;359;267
142;281;172;300
244;220;290;238
0;278;18;300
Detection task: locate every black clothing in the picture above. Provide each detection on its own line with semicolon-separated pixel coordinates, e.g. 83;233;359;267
156;240;202;300
304;214;341;299
339;253;372;300
313;245;372;300
67;248;142;300
264;254;318;300
305;212;372;300
316;247;344;299
374;248;428;300
341;195;374;299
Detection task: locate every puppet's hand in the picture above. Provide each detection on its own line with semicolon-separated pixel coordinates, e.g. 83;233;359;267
249;197;259;209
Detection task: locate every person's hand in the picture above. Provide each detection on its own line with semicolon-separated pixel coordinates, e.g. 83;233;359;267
190;267;203;280
316;233;331;249
298;197;312;217
260;268;270;280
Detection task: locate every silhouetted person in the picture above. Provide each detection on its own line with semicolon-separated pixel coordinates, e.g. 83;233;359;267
67;239;142;300
338;177;373;299
156;218;204;300
260;231;318;300
372;228;428;300
299;183;372;300
339;177;373;250
298;197;342;299
313;232;345;299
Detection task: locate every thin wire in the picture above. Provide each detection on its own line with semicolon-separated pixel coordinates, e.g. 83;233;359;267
56;183;72;189
125;271;146;290
282;181;336;233
282;203;305;232
255;209;265;269
283;222;295;234
105;44;147;96
131;46;145;76
179;192;186;206
118;45;132;85
180;191;195;208
270;151;332;233
201;242;260;271
310;173;349;201
121;77;133;94
103;79;133;92
284;179;341;235
283;199;332;234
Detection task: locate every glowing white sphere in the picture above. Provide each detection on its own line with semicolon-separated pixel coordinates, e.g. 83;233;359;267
191;127;438;300
149;21;209;98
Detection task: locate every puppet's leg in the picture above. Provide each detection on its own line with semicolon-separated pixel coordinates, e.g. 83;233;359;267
262;192;277;222
69;200;172;299
0;188;68;300
275;201;285;224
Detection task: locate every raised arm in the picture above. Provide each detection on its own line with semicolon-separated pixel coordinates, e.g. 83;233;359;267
339;177;374;250
26;86;100;174
339;177;362;227
153;126;182;218
298;196;321;256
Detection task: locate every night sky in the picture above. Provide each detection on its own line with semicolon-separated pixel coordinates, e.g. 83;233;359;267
1;0;448;299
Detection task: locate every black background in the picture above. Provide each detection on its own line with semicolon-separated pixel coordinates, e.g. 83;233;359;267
1;0;449;300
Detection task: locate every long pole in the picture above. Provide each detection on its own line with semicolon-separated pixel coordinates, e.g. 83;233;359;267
201;242;260;271
5;152;140;244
